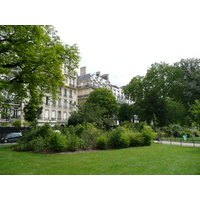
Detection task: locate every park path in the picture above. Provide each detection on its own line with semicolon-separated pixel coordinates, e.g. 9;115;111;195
154;140;200;148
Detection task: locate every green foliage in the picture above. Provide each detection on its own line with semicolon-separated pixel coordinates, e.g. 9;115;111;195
0;25;80;114
48;132;67;152
66;133;79;152
81;123;101;149
191;100;200;128
87;88;118;115
96;137;108;150
23;96;43;123
108;127;130;149
29;137;47;152
169;124;183;137
0;122;8;127
118;104;134;123
124;59;200;127
15;122;154;153
126;132;145;147
16;123;66;152
12;119;22;127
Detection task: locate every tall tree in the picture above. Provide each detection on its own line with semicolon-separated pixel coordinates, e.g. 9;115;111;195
118;103;134;123
0;25;80;119
86;88;118;117
124;60;199;127
86;88;118;128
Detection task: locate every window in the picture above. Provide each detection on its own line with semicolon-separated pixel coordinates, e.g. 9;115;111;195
64;88;67;97
58;98;62;107
51;110;56;120
64;99;67;108
58;111;61;120
63;112;67;120
45;110;49;120
69;90;72;98
46;97;50;105
69;101;73;109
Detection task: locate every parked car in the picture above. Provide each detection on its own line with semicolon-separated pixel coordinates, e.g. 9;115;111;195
0;132;22;143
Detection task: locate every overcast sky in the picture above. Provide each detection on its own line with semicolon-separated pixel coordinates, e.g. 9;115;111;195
4;0;200;86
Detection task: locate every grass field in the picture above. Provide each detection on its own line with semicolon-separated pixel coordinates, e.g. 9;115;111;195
0;143;200;175
160;137;200;143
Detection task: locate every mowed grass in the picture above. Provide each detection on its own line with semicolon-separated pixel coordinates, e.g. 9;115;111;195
161;137;200;143
0;143;200;175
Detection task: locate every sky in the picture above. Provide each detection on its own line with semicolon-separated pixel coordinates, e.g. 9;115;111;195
52;0;200;86
3;0;200;87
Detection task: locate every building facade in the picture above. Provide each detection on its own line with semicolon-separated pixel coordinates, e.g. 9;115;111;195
0;65;132;126
38;65;78;126
77;66;133;105
0;65;78;126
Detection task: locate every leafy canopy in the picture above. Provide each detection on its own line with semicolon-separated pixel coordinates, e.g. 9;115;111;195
86;88;118;117
124;58;200;127
0;25;80;116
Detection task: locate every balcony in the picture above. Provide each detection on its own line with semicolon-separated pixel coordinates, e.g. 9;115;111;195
78;94;89;99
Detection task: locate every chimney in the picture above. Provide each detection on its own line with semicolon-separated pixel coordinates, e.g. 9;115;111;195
101;74;109;81
80;66;86;75
96;71;101;77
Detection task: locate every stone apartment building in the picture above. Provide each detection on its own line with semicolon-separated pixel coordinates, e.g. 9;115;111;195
77;66;133;105
38;65;78;126
0;65;132;126
0;64;78;126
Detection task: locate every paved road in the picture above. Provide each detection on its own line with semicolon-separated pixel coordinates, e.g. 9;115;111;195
0;142;17;146
154;140;200;148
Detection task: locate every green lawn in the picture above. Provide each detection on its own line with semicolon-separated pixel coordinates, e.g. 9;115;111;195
161;137;200;143
0;143;200;175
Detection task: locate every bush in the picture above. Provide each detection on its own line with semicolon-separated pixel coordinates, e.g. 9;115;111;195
96;137;108;150
120;133;130;148
141;125;154;146
108;127;130;149
127;132;144;147
29;137;47;152
81;123;101;149
15;142;32;151
191;129;200;137
67;133;79;151
169;124;183;137
79;138;90;150
12;120;22;127
48;131;67;152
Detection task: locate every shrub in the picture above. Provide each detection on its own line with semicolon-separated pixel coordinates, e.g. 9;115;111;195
169;124;183;137
35;123;53;138
96;137;108;150
29;137;47;152
14;143;31;151
12;120;22;127
48;131;67;152
127;132;144;147
81;123;101;149
0;122;8;127
74;124;85;137
108;127;129;149
191;129;200;137
120;133;130;148
141;132;151;146
67;133;79;151
141;125;154;146
79;138;90;150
